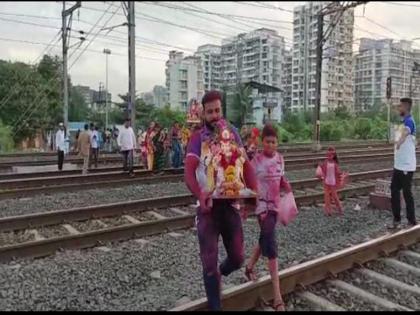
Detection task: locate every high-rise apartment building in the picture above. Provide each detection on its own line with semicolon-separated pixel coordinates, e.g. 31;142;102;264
354;38;420;111
194;44;222;91
152;85;169;108
282;49;293;110
291;1;354;112
220;28;285;90
219;28;285;123
165;51;204;111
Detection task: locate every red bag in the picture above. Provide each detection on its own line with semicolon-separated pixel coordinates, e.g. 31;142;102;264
277;192;298;226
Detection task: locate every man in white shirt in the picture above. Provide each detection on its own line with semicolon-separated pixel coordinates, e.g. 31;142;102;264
90;126;99;169
117;118;137;177
55;122;66;171
390;97;417;229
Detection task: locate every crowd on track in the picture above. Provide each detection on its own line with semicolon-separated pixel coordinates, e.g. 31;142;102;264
51;91;416;311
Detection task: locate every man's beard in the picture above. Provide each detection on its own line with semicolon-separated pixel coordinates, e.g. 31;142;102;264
205;120;217;131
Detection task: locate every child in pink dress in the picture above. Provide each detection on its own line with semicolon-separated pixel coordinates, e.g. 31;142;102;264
244;125;292;312
318;147;343;216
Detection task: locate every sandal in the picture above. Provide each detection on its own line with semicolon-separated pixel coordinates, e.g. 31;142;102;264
273;300;285;311
244;265;257;281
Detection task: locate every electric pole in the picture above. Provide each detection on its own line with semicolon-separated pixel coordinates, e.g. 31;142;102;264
103;48;111;130
314;12;323;151
313;1;368;150
123;1;136;130
62;1;81;129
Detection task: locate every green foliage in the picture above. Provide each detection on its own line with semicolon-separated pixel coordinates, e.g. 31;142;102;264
320;121;344;141
0;55;64;145
111;95;186;131
152;106;186;128
229;84;253;126
69;86;90;122
353;118;372;140
279;110;313;142
0;120;14;152
276;125;293;143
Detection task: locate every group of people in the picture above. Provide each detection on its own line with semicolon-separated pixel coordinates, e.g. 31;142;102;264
137;121;192;173
184;91;417;311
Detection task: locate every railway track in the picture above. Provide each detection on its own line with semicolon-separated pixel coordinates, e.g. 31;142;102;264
0;152;415;200
0;143;393;169
0;146;397;181
0;140;389;160
0;145;393;164
0;171;418;264
172;225;420;311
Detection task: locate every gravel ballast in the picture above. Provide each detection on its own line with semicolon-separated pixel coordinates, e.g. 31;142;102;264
338;270;420;309
1;191;420;311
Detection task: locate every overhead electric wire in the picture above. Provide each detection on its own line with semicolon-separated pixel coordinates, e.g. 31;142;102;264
143;1;293;24
11;3;118;136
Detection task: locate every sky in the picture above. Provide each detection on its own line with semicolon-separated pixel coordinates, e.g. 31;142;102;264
0;1;419;103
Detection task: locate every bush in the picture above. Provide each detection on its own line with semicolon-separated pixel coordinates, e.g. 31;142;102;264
276;125;293;143
320;121;344;141
353;118;372;140
0;121;14;152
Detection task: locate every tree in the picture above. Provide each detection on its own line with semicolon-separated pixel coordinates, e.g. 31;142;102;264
230;84;253;127
0;60;46;143
69;86;90;122
152;106;186;128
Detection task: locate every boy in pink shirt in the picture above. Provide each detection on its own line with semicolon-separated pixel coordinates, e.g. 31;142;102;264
245;125;292;311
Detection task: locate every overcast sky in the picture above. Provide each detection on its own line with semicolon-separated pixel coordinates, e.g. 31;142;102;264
0;1;419;102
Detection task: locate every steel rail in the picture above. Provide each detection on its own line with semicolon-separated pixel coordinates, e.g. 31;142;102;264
171;225;420;311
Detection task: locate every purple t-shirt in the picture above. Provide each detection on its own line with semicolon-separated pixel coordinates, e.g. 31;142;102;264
186;121;244;192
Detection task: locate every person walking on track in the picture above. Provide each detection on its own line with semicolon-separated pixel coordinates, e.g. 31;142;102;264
245;125;291;311
184;90;257;311
389;97;417;229
89;126;99;169
77;124;91;175
117;118;137;177
171;122;182;168
146;121;157;171
55;122;66;171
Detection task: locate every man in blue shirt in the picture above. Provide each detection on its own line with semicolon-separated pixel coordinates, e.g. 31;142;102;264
390;98;417;229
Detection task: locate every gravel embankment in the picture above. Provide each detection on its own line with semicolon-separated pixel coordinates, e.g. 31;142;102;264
1;192;420;311
0;160;394;219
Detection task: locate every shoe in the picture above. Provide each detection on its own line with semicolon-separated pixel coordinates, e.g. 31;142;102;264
387;221;401;230
406;221;417;228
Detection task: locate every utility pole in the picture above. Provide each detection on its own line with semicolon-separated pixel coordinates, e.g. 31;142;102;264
61;1;81;129
386;77;392;143
313;12;323;151
313;1;368;150
103;49;111;130
126;2;136;130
